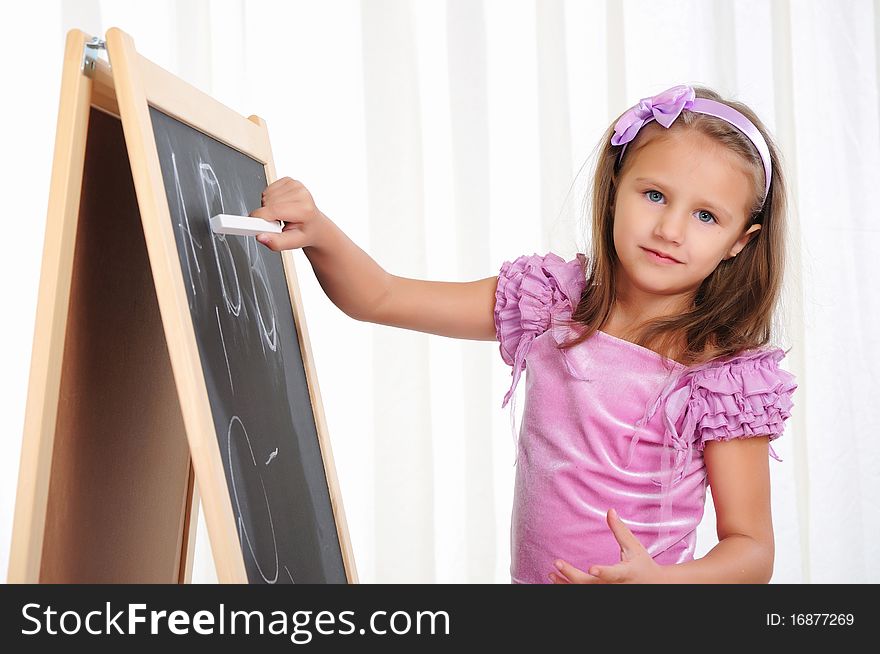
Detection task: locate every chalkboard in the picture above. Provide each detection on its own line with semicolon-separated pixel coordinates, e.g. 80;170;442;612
149;107;347;584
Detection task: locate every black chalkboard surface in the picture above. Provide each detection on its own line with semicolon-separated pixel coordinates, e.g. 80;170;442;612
149;107;347;583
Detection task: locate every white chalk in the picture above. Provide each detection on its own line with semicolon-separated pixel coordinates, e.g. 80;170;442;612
210;213;283;237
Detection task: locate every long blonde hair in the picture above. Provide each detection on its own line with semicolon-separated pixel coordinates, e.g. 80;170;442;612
560;86;788;369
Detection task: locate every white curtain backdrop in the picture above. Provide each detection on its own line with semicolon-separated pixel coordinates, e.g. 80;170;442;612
1;0;877;583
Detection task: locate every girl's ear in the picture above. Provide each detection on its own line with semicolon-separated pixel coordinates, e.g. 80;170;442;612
725;223;761;259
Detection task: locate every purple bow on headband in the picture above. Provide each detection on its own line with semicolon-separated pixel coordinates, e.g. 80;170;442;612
611;84;773;202
611;85;696;146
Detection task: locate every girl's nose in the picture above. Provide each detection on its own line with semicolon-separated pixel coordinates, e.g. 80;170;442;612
653;209;687;244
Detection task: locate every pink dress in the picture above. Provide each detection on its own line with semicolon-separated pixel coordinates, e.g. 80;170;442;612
494;252;798;584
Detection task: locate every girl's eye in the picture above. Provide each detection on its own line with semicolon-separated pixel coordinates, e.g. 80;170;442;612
697;210;717;224
644;190;718;224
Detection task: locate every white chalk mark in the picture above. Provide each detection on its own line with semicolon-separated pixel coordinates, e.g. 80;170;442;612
246;238;265;357
284;565;295;583
215;305;234;395
265;447;278;466
227;416;279;584
200;161;242;316
246;237;279;353
170;151;202;295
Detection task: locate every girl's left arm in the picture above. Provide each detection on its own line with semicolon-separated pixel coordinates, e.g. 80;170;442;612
660;435;775;583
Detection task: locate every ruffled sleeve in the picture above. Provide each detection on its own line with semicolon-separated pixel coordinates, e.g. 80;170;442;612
691;347;797;458
494;252;586;408
624;346;798;489
622;346;797;544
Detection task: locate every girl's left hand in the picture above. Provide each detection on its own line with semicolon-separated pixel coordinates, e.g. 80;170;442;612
548;508;666;584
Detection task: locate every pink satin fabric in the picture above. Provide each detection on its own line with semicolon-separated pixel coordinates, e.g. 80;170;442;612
494;252;797;584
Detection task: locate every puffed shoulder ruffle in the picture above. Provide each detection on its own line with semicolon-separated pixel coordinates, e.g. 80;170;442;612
625;346;798;486
494;252;586;407
691;347;798;451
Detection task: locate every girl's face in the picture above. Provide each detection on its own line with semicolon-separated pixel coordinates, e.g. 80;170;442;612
612;127;762;308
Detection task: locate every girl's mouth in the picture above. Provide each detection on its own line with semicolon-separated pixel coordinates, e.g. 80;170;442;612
641;247;683;264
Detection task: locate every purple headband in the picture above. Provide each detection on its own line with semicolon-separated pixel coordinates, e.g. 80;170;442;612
612;85;772;205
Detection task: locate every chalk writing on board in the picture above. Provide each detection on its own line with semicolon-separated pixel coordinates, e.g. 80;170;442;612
227;415;279;584
245;236;279;354
214;306;234;395
178;149;285;582
171;151;202;296
199;162;243;317
151;105;348;583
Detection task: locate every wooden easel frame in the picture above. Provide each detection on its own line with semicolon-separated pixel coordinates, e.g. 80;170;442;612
8;28;357;584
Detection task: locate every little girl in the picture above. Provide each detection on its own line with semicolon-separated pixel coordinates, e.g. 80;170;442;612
251;84;797;584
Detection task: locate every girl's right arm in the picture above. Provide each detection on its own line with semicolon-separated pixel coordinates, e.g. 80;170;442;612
250;177;498;341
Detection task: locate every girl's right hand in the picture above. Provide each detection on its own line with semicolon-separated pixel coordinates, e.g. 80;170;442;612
249;177;330;252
